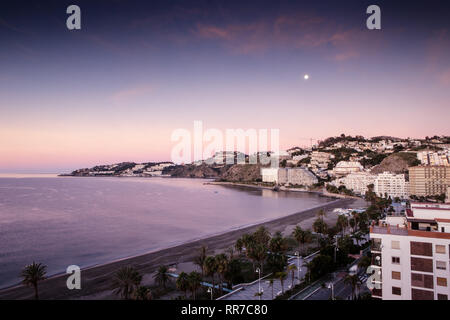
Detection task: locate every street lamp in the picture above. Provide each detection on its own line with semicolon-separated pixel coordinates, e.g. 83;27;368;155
295;251;300;284
207;287;213;300
328;282;334;300
256;267;261;298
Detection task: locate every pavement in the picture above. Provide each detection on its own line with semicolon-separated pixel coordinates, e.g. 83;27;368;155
220;254;314;300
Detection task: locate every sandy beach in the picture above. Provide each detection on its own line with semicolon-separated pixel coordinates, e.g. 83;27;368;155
0;191;366;300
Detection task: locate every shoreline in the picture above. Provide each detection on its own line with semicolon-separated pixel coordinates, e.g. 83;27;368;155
0;196;359;300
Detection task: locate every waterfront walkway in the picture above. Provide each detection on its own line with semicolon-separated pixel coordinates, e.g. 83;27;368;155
219;252;319;300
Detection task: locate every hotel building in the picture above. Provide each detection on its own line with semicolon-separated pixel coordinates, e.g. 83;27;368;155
369;202;450;300
409;166;450;197
261;167;318;186
374;172;410;200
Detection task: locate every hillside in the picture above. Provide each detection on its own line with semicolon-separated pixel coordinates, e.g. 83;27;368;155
219;164;262;182
370;152;420;174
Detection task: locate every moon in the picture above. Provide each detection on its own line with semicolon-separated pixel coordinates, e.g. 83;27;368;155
304;74;309;80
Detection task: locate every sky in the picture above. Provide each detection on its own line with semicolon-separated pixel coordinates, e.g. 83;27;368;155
0;0;449;172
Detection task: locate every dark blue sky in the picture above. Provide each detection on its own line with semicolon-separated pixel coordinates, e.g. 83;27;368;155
1;0;449;172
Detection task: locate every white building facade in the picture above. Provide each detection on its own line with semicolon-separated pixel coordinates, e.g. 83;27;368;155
374;172;410;199
370;203;450;300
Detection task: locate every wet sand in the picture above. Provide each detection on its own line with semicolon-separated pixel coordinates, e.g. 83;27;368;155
0;197;361;300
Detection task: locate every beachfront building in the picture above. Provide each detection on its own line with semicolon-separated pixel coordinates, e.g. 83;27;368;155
369;202;450;300
409;166;450;197
261;167;318;186
374;172;409;200
331;172;376;196
331;161;364;177
285;167;318;186
310;151;334;169
417;150;450;166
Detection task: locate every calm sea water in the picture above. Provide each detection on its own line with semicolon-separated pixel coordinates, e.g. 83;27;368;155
0;176;332;288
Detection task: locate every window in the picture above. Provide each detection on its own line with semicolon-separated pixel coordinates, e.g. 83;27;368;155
436;245;446;254
411;273;433;289
392;286;401;295
438;294;448;300
392;256;400;264
412;288;434;300
436;261;446;270
411;257;433;272
391;241;400;249
392;271;401;280
410;241;433;256
437;277;447;287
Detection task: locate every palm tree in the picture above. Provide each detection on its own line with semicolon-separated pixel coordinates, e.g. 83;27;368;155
203;256;217;290
275;271;287;293
235;238;244;255
287;264;297;288
249;244;267;277
313;218;328;246
303;261;313;283
20;262;47;300
316;209;326;221
344;274;362;300
336;214;348;237
134;286;152;300
292;226;312;254
187;271;202;300
153;265;170;289
194;246;208;276
253;226;271;246
112;266;142;300
215;254;229;293
176;272;189;298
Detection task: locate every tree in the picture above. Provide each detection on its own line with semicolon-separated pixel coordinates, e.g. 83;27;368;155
20;262;47;300
275;272;287;293
313;218;328;245
253;226;271;247
316;209;326;221
292;226;312;254
194;246;208;276
344;274;362;300
134;286;152;300
112;266;142;300
287;264;297;288
357;256;371;272
336;215;349;237
309;255;334;280
154;265;170;289
203;256;217;291
235;238;244;255
249;243;267;277
176;272;189;298
269;231;288;254
303;261;313;283
187;271;202;300
215;254;229;293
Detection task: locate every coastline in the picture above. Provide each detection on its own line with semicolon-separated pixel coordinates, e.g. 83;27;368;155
0;195;363;300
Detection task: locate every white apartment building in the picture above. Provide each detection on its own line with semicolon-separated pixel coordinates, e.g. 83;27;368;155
331;161;364;177
261;167;318;186
310;151;334;169
369;203;450;300
417;150;450;166
331;172;376;195
374;172;410;199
